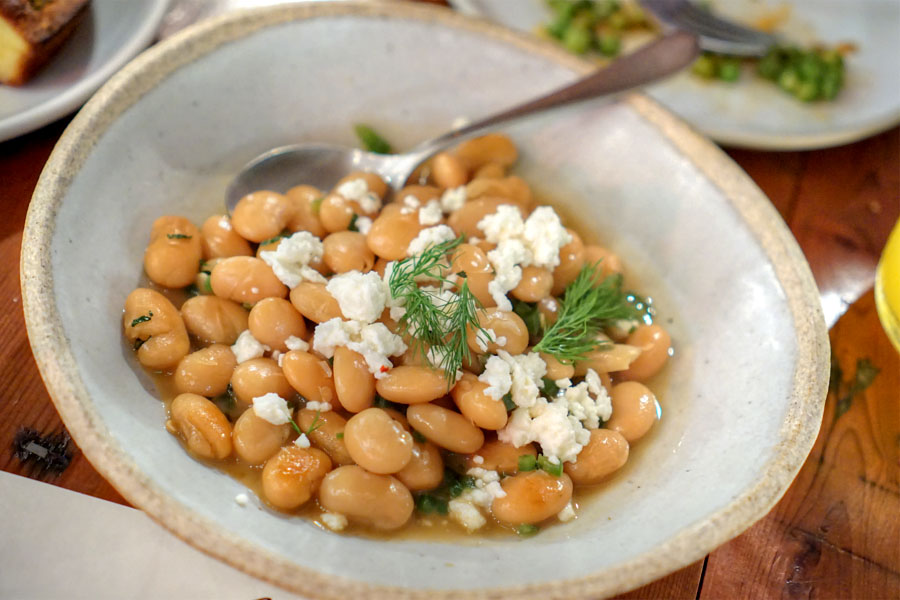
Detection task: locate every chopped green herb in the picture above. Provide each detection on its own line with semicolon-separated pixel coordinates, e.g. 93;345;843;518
311;197;324;214
415;493;449;515
518;454;537;472
502;393;516;412
259;233;287;247
412;430;427;443
130;312;153;327
241;302;254;310
213;383;236;414
449;475;476;498
305;410;323;435
532;263;638;364
354;124;393;154
166;233;192;240
348;213;359;232
516;524;539;537
511;299;542;339
335;432;344;440
542;377;562;398
537;454;563;477
374;395;405;412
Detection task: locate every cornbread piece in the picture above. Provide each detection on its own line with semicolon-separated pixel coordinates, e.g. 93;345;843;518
0;0;89;85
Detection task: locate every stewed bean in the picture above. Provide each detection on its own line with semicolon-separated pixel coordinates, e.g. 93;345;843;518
344;408;413;474
297;409;354;466
233;408;291;465
491;471;573;525
200;214;252;259
180;295;248;345
319;193;362;233
407;404;484;453
583;245;623;278
447;197;505;238
262;446;332;510
230;358;294;407
322;231;375;273
395;441;444;491
430;152;468;189
248;297;307;352
574;343;642;376
454;133;517;170
366;209;422;260
168;393;232;460
333;347;375;412
467;308;529;355
564;429;629;484
289;281;343;323
541;353;575;381
282;350;337;405
621;324;671;381
210;256;287;304
465;175;532;211
336;171;388;202
174;344;236;397
552;229;585;296
511;266;553;302
318;465;413;530
375;365;450;404
123;288;190;370
450;372;508;430
285;185;327;237
467;439;537;474
143;216;203;289
605;382;657;442
231;190;293;243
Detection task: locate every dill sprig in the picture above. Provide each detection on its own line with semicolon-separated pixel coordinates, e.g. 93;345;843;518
388;236;488;383
532;262;639;364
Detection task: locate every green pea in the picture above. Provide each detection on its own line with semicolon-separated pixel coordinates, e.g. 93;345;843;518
718;59;741;82
596;33;621;57
692;54;717;79
562;25;592;54
778;68;800;93
795;80;820;101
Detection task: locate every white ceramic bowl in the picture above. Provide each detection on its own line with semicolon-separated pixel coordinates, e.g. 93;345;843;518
21;3;829;598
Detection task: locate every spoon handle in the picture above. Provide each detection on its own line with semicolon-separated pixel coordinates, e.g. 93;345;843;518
410;31;699;155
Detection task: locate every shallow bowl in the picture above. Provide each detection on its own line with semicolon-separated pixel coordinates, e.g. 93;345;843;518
21;3;829;598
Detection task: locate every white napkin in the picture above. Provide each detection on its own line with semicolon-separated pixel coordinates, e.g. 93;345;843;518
0;471;307;600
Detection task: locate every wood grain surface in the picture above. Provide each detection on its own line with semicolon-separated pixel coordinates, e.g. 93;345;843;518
1;54;898;600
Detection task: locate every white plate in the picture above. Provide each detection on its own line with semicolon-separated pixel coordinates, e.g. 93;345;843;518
0;0;169;143
451;0;900;150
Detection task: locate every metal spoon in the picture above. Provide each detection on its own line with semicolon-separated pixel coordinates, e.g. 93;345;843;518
225;31;698;211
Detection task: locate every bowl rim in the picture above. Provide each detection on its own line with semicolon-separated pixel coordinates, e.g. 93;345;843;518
20;2;830;598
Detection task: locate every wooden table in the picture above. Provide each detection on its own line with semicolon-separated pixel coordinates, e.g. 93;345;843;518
1;41;898;600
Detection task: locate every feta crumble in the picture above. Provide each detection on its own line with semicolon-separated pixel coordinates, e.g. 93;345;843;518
448;498;486;532
406;224;457;257
234;493;249;507
305;400;332;412
320;512;348;532
448;468;507;533
499;397;589;464
400;194;421;215
557;502;576;522
259;231;326;288
478;350;546;407
440;186;467;213
336;177;381;214
284;335;309;352
231;330;269;364
312;318;407;378
252;393;292;426
472;455;484;465
418;199;443;226
326;270;388;323
355;215;373;234
293;433;311;448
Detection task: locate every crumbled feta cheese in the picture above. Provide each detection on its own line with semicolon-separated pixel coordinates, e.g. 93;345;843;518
563;369;613;428
499;397;588;464
355;215;373;234
557;502;576;522
406;225;457;257
478;354;512;400
312;318;407;378
231;329;269;364
271;349;282;363
485;239;531;311
496;335;507;347
419;199;443;225
259;231;326;288
472;455;484;465
479;204;525;243
522;206;573;269
440;186;467;213
554;378;572;391
252;393;292;426
326;270;388;323
473;327;497;353
234;493;249;507
305;401;332;412
400;195;421;215
276;353;284;367
320;512;348;532
293;433;311;448
467;467;507;502
284;335;309;352
336;177;381;214
448;498;486;532
479;350;547;406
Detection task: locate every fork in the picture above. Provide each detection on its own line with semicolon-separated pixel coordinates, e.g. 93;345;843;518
640;0;778;57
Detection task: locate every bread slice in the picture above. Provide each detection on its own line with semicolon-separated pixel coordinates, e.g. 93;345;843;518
0;0;90;85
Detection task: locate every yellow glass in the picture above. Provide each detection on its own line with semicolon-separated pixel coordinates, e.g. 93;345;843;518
875;218;900;353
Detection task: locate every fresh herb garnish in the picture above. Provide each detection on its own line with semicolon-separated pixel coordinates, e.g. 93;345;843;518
512;299;542;339
166;233;192;239
213;383;236;414
537;454;563;477
335;432;344;440
415;493;449;515
374;395;405;412
348;213;360;232
502;392;516;412
516;524;539;537
388;236;490;383
532;263;638;364
518;454;537;472
311;197;324;214
354;124;393;154
541;377;562;398
305;410;323;435
130;311;153;327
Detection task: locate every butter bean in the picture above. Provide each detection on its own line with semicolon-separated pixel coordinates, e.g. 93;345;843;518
123;288;190;370
318;465;413;530
262;446;332;510
168;393;232;460
491;471;573;525
406;404;484;454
